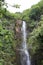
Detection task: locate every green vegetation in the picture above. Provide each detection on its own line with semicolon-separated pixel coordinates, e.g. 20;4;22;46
0;0;43;65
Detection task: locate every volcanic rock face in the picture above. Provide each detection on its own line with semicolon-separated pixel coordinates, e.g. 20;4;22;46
15;20;22;39
15;20;22;65
16;20;22;33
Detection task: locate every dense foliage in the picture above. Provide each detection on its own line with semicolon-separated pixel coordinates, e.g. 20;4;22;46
0;0;43;65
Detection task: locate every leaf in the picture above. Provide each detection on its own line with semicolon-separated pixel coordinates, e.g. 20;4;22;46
0;43;3;47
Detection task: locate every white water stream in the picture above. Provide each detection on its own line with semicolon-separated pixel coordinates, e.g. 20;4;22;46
20;21;31;65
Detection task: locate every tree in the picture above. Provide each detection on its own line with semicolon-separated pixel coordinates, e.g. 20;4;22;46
29;6;41;21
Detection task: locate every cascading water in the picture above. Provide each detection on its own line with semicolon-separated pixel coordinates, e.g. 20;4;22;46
20;21;31;65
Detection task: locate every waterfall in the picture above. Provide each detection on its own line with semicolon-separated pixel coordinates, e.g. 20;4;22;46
20;21;31;65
